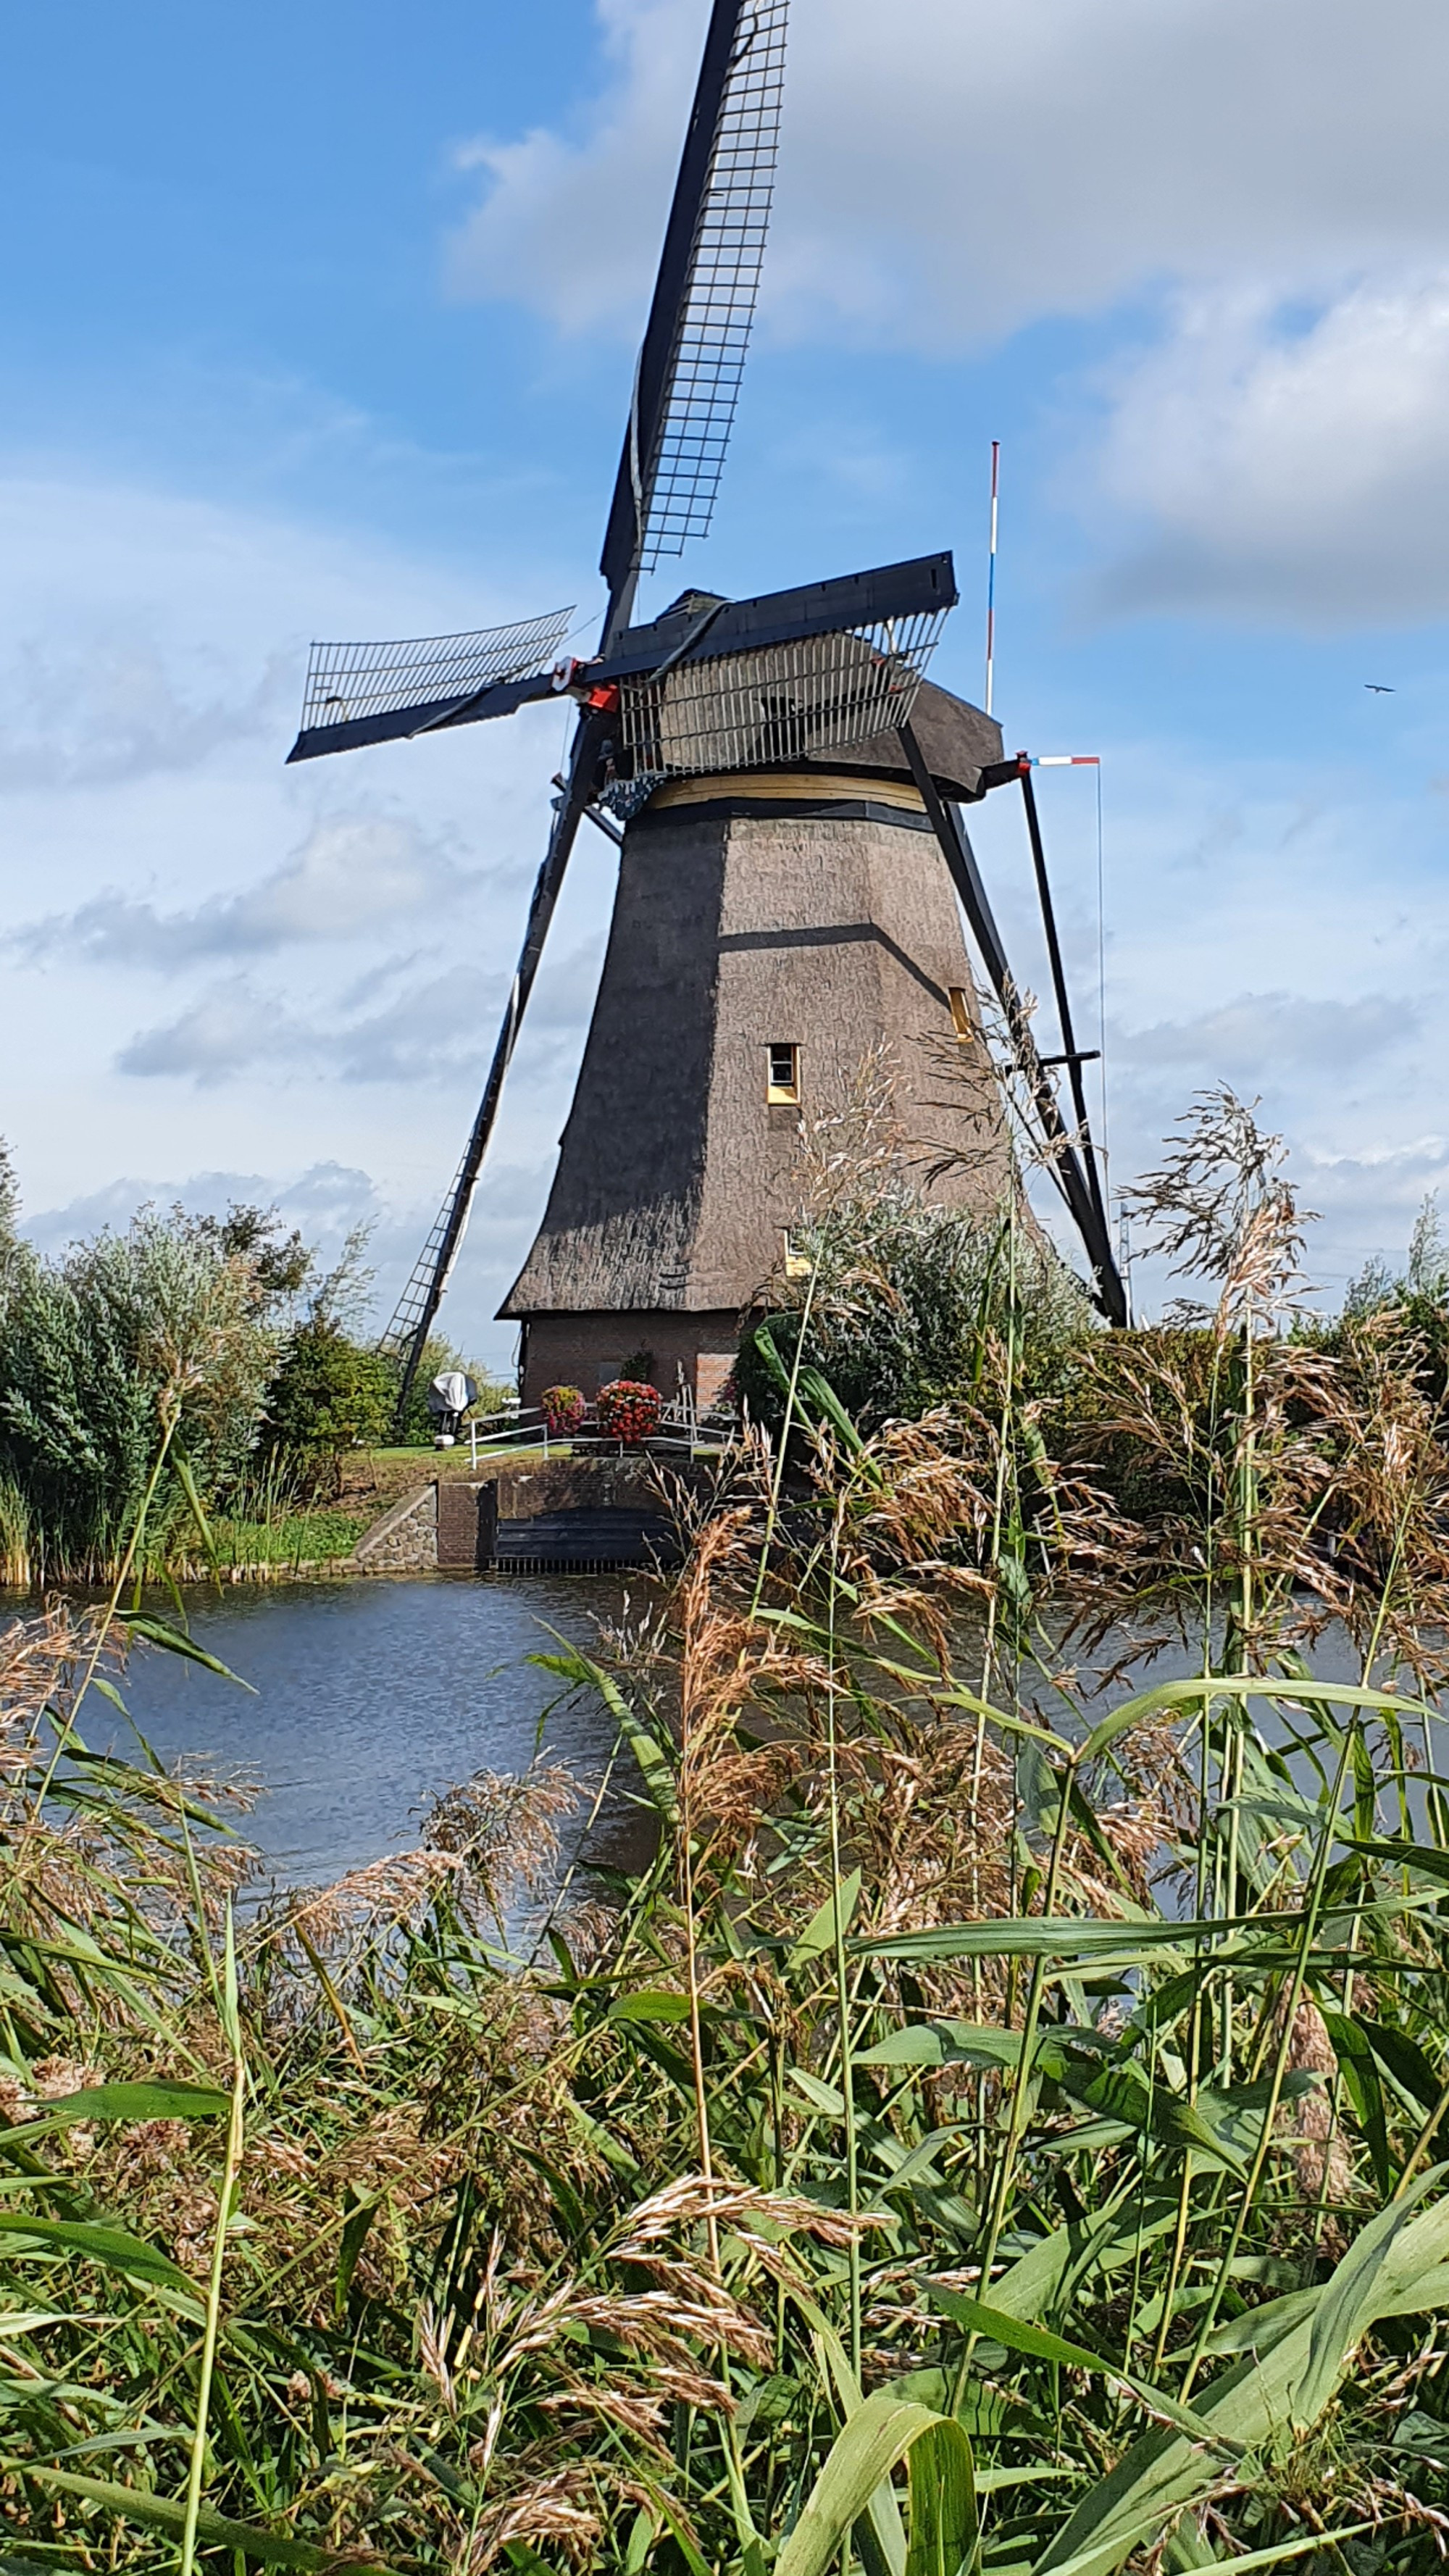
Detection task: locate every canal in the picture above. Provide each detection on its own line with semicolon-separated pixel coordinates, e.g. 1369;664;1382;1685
16;1574;640;1892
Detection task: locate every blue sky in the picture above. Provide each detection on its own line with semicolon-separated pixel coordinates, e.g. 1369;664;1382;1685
3;0;1448;1359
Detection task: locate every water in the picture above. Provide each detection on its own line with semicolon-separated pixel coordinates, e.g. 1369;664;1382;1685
8;1574;641;1890
3;1572;1407;1912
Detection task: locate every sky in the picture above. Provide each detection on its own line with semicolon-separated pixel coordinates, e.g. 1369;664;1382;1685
2;0;1448;1360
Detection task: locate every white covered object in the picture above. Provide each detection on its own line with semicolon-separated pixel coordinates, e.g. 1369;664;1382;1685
427;1370;477;1417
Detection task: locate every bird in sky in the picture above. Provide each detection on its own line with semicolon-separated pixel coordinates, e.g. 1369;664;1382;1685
1365;682;1396;693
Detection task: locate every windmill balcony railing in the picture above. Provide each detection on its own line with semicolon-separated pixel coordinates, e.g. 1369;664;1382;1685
461;1398;732;1470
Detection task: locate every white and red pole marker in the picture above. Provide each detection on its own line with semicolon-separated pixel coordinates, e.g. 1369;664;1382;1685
984;438;1000;717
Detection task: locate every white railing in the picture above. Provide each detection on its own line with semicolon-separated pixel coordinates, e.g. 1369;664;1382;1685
462;1398;732;1470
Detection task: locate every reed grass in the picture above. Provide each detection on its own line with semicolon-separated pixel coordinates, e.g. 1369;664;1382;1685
9;1097;1449;2570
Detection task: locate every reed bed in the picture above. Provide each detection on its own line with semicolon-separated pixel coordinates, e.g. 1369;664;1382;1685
8;1098;1449;2572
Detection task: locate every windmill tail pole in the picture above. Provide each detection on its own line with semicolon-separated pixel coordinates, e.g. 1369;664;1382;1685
388;710;611;1432
896;720;1128;1329
1017;760;1112;1252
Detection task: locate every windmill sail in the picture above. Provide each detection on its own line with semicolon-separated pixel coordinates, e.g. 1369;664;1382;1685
614;607;948;789
600;0;788;623
288;604;574;762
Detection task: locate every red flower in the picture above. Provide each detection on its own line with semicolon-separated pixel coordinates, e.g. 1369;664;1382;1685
596;1379;661;1443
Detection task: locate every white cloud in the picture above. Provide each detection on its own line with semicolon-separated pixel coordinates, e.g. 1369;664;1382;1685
12;812;489;968
111;935;605;1091
447;0;1449;624
1303;1135;1449;1264
23;1159;385;1267
1122;993;1416;1078
0;635;285;791
116;979;316;1085
1090;278;1449;622
446;0;702;335
448;0;1449;349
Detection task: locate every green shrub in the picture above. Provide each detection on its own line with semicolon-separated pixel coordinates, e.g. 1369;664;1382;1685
736;1187;1094;1435
0;1206;278;1580
258;1321;394;1496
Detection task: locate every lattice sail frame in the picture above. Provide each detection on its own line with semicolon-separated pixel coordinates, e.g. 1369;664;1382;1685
610;605;948;796
298;605;575;734
640;0;788;570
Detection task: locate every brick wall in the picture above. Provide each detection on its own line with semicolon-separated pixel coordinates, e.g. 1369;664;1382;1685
521;1309;740;1411
436;1480;498;1570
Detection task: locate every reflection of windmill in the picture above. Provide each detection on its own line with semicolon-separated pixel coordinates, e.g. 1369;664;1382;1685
288;0;1126;1420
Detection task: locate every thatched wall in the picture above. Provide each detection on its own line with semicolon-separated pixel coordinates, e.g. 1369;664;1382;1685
504;795;1014;1326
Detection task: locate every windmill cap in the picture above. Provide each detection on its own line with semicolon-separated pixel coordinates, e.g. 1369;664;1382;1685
659;588;730;619
794;675;1003;804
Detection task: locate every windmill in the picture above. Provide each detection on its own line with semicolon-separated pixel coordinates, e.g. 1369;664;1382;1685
287;0;1127;1422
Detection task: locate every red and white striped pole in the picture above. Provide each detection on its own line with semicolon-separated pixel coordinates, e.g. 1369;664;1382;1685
984;438;1000;717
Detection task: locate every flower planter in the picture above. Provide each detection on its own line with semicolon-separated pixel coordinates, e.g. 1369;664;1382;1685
540;1384;587;1439
596;1379;661;1445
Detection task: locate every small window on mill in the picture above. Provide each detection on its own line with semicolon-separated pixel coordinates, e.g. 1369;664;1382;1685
948;986;974;1044
767;1041;800;1104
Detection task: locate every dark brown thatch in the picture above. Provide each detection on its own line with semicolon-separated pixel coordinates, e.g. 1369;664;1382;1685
502;685;1016;1399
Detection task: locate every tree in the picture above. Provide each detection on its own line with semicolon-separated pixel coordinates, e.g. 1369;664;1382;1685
0;1135;19;1251
258;1322;393;1496
185;1202;314;1309
0;1206;279;1577
1337;1193;1449;1401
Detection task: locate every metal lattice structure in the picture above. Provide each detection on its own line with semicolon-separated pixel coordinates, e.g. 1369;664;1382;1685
638;0;788;568
298;606;574;735
613;605;948;788
378;1158;469;1357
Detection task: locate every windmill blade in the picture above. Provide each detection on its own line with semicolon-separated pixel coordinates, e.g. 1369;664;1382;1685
594;552;955;682
599;0;788;630
381;709;613;1419
286;603;574;762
